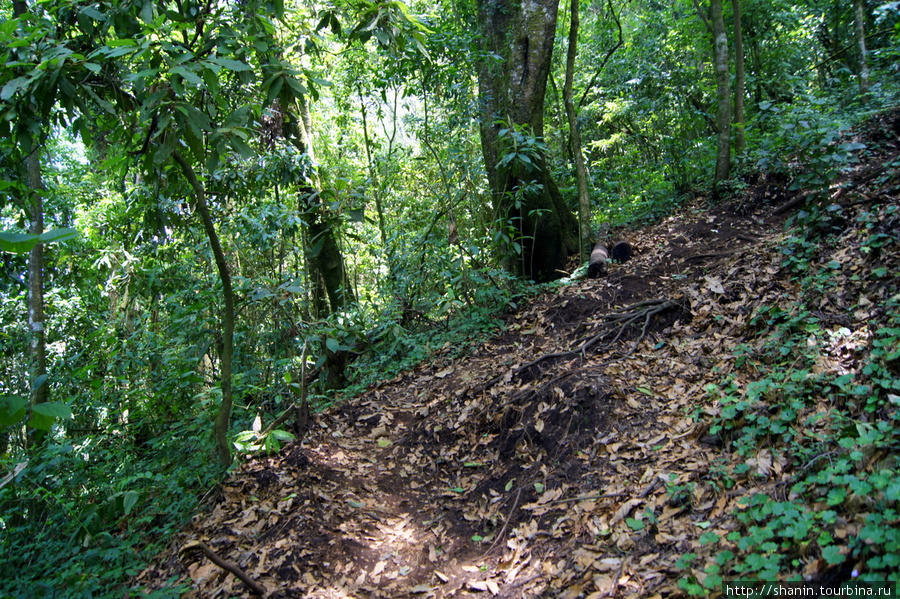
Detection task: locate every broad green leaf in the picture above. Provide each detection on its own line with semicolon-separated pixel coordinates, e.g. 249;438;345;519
171;66;203;87
270;429;295;442
284;76;309;97
0;395;27;428
140;0;154;23
40;228;78;244
207;57;253;72
0;231;38;253
1;76;31;101
79;5;106;21
325;337;340;352
28;402;73;431
626;517;645;531
122;491;139;516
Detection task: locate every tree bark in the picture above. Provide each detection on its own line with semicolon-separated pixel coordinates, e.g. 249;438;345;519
173;152;235;468
563;0;592;263
692;0;731;184
26;149;48;448
854;0;870;97
732;0;746;156
290;97;353;317
476;0;578;282
711;0;731;184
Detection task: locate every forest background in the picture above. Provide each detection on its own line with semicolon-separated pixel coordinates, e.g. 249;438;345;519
0;0;898;595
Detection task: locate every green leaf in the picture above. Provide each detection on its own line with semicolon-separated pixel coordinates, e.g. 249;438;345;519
270;429;296;442
626;517;645;531
826;487;847;506
821;544;846;566
40;228;79;244
28;402;73;431
0;395;27;428
284;76;309;97
1;76;31;101
171;66;203;87
122;490;139;516
325;337;340;352
0;231;38;253
207;57;253;72
79;5;106;21
141;0;154;23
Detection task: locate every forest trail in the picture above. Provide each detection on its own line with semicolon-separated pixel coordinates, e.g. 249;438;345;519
138;121;897;598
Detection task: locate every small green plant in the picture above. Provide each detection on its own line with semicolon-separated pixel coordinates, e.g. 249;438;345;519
751;96;866;192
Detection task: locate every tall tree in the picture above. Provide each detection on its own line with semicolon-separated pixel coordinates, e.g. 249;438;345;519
476;0;578;282
854;0;870;96
24;150;47;447
733;0;746;155
693;0;732;185
563;0;591;263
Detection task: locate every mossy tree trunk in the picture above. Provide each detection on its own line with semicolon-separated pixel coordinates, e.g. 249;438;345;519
476;0;578;282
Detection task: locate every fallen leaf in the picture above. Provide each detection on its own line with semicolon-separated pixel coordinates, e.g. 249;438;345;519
704;275;725;294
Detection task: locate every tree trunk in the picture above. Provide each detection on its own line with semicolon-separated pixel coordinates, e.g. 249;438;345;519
291;97;353;317
732;0;746;156
563;0;592;263
692;0;731;185
26;149;48;449
476;0;578;282
293;98;354;390
854;0;870;96
173;152;235;468
711;0;731;184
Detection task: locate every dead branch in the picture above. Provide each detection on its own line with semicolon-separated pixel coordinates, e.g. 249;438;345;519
480;487;523;559
181;541;267;596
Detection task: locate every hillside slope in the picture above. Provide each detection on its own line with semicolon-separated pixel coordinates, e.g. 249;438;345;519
138;110;900;598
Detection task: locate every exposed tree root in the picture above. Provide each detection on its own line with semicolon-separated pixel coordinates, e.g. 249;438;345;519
472;298;680;407
514;297;680;375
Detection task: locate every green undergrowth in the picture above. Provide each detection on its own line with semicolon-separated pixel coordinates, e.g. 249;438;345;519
0;417;217;598
682;190;900;591
343;270;536;395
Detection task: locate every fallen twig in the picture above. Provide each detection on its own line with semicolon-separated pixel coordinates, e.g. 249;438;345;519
181;541;267;596
480;487;523;559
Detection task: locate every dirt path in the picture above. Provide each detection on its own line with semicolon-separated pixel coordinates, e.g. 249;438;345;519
139;188;798;598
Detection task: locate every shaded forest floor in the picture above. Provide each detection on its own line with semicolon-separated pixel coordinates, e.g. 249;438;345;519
138;111;900;598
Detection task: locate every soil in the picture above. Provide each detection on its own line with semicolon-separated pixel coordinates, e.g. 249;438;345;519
136;109;900;598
